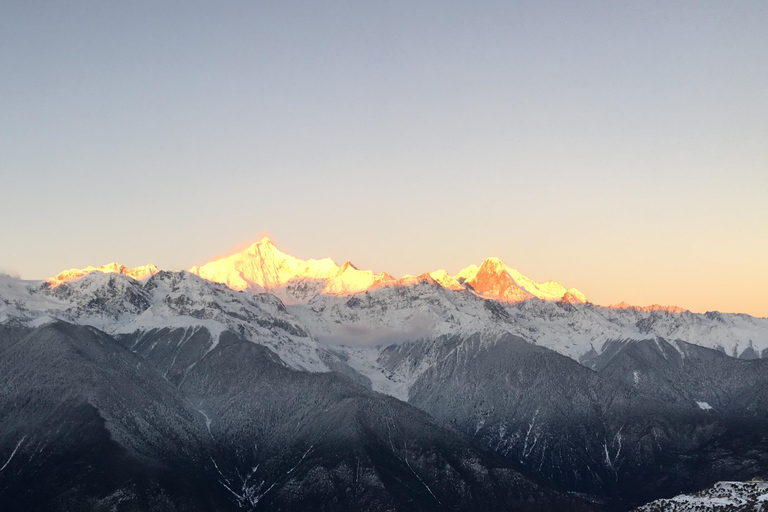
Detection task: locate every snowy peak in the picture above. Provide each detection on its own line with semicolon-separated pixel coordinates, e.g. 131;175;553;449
43;239;589;308
463;257;533;303
189;237;390;304
321;261;393;296
47;262;159;287
235;236;339;287
389;272;441;288
189;237;337;301
454;264;479;283
188;238;589;305
428;270;465;291
455;256;586;304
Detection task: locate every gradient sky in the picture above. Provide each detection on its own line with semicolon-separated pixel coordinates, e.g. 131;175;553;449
1;1;766;317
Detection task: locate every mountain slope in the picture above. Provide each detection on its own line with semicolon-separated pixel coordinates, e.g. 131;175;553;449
0;322;235;511
172;330;595;511
0;321;596;511
395;332;768;509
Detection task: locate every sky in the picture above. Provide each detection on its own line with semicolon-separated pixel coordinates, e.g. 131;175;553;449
1;1;766;317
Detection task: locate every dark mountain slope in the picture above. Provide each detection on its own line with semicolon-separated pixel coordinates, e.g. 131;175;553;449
0;323;595;511
402;333;768;510
0;322;238;512
586;337;768;417
133;329;596;511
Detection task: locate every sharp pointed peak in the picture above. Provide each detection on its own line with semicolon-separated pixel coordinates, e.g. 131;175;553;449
481;256;510;266
339;260;360;272
478;256;510;273
243;236;285;257
248;236;276;250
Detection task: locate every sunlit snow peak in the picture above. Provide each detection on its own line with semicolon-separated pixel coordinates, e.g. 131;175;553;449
188;238;587;305
455;257;587;304
47;262;159;288
46;237;587;306
188;237;392;304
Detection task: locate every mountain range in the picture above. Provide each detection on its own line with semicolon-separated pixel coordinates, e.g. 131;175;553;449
2;237;767;511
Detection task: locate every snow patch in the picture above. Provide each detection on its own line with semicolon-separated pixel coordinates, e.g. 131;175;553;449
0;436;25;472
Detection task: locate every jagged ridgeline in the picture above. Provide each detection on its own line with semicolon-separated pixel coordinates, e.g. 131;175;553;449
1;238;767;511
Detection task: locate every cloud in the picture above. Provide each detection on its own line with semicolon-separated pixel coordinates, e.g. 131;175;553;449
0;268;21;279
316;314;436;346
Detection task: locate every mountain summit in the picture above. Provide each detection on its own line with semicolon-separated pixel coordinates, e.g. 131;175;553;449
457;257;587;303
188;237;393;304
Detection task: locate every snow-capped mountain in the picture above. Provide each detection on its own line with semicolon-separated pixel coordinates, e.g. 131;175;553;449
47;262;159;287
188;237;393;304
3;236;768;511
5;238;768;388
187;237;586;306
456;256;587;303
1;269;327;372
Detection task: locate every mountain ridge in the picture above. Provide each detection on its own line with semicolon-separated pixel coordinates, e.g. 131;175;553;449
3;238;768;510
48;237;590;307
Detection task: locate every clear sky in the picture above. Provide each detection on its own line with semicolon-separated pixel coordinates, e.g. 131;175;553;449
1;1;766;317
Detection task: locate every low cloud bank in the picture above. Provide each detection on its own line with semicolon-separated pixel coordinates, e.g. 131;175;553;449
0;269;21;279
316;314;435;346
